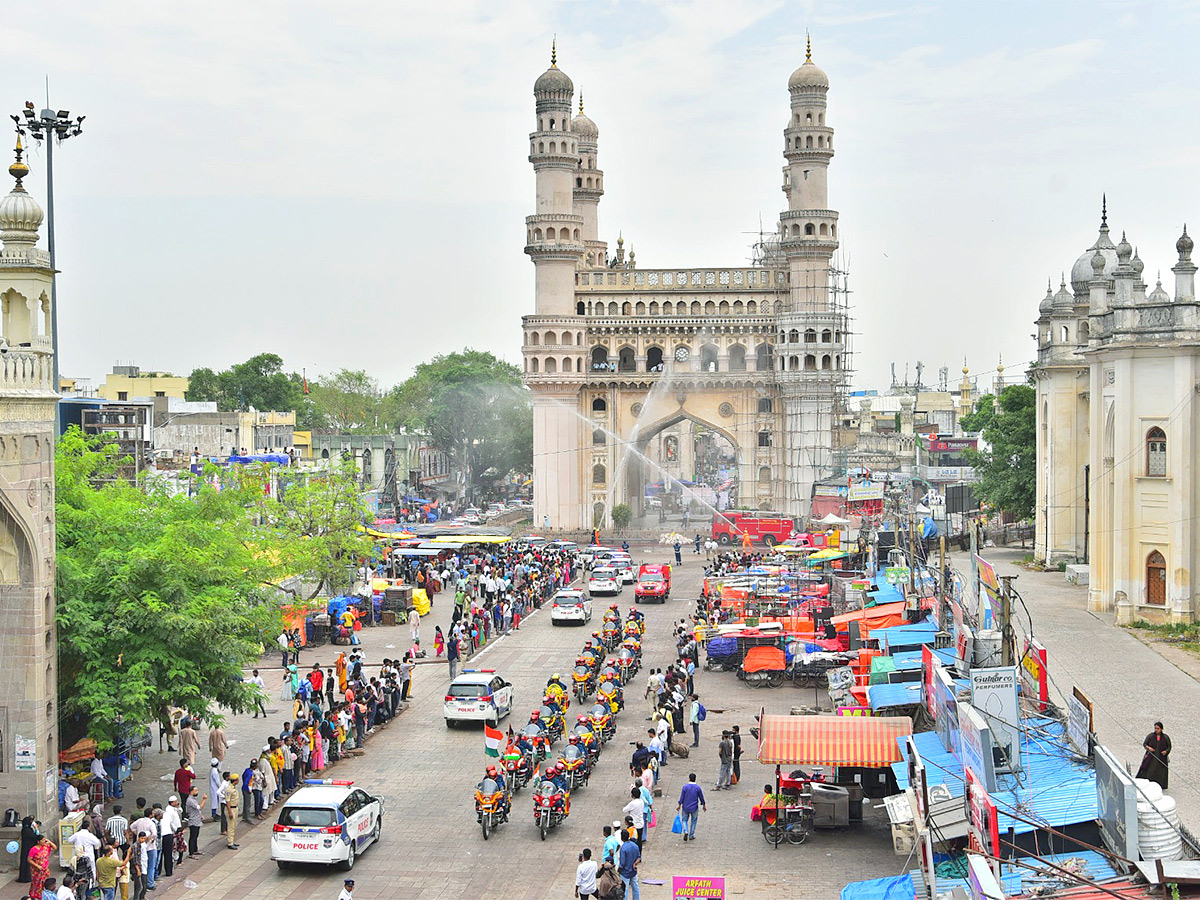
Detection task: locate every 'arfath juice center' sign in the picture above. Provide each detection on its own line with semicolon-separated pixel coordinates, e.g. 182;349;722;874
673;876;726;899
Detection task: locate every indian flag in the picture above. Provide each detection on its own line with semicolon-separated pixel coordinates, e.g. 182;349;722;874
484;723;504;758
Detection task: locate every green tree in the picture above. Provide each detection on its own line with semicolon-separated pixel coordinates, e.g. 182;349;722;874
387;350;532;495
309;369;381;432
966;384;1036;519
55;428;283;742
960;393;995;433
610;503;633;530
263;458;375;600
185;353;304;412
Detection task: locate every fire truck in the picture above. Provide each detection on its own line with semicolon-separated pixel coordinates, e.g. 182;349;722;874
710;512;795;547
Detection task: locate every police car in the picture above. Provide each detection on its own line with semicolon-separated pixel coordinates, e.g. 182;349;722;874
588;566;622;596
271;780;383;871
550;589;592;625
444;669;515;728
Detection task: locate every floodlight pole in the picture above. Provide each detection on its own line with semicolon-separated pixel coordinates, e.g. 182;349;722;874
12;103;85;428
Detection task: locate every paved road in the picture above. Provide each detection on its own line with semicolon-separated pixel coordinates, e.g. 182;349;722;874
37;545;898;900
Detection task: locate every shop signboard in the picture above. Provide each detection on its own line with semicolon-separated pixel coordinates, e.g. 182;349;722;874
906;736;930;824
848;482;885;502
975;554;999;629
919;828;938;900
1021;638;1049;712
922;645;938;719
956;621;974;674
1067;686;1094;757
934;667;959;754
966;854;1004;900
885;566;911;586
969;667;1021;773
14;735;35;772
964;766;1001;879
672;876;724;899
1094;744;1139;861
958;701;997;791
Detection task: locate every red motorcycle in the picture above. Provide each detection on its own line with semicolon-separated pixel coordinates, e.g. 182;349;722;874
532;779;569;840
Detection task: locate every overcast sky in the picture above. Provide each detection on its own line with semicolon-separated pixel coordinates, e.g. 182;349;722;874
8;0;1198;394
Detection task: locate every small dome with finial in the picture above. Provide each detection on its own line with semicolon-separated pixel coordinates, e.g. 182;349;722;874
1091;249;1107;275
1039;279;1054;316
1052;275;1074;312
1116;231;1132;263
789;33;829;91
1148;277;1171;305
1071;197;1118;291
534;39;574;96
0;136;43;241
1177;224;1193;260
1132;249;1145;277
573;91;598;139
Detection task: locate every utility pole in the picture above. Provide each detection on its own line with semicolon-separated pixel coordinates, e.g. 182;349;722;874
11;101;85;421
938;534;948;630
998;574;1017;666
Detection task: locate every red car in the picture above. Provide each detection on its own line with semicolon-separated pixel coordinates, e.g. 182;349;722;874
634;564;671;604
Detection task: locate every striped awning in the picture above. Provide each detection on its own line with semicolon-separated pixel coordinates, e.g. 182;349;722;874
756;711;912;766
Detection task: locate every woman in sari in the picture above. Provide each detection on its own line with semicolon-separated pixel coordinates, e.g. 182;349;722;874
28;833;55;897
309;719;325;772
434;625;445;657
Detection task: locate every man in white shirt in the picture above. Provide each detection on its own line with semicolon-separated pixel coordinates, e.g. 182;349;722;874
575;848;598;900
89;752;115;799
61;778;86;813
647;729;665;778
249;668;267;718
55;873;77;899
277;631;290;667
67;824;101;882
622;786;646;847
162;796;184;871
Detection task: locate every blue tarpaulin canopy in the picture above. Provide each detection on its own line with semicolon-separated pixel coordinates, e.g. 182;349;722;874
228;454;289;465
840;874;915;900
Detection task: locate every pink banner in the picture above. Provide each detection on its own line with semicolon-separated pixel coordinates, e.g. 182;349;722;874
673;876;726;899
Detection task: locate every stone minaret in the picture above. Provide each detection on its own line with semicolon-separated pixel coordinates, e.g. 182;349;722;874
572;93;607;270
523;44;586;529
774;37;848;520
0;138;59;823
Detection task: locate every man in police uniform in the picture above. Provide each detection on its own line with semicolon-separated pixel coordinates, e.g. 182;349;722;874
339;878;355;900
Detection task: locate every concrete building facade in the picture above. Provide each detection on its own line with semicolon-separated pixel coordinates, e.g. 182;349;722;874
522;41;852;529
1036;203;1200;623
0;139;59;822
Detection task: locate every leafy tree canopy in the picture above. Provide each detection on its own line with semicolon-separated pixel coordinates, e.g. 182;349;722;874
308;369;382;433
960;393;995;434
56;428;283;741
966;384;1036;520
186;353;305;413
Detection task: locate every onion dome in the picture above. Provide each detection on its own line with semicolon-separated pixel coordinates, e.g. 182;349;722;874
534;40;574;96
1052;276;1074;312
1070;197;1118;292
789;34;829;91
1177;225;1193;261
0;137;43;245
1039;279;1055;316
573;92;598;139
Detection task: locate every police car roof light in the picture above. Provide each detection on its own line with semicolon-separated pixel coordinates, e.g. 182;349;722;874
462;668;495;674
304;779;354;786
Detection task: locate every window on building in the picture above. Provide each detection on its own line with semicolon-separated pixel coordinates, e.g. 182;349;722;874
592;397;607;412
592;429;606;446
155;391;166;397
757;398;773;413
117;391;128;401
592;464;606;485
757;430;771;448
1147;427;1167;477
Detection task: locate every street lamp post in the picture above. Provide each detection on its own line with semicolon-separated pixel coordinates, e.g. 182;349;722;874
11;101;85;406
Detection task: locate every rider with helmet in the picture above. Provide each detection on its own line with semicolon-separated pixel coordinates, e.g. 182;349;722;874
480;763;510;817
629;606;644;625
528;709;548;734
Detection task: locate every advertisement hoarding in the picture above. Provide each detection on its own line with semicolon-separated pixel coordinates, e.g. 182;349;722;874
934;667;959;754
1094;744;1138;862
922;645;938;719
1067;686;1094;757
964;767;1001;879
906;736;930;824
969;667;1022;773
958;701;997;791
966;854;1004;900
1021;638;1049;712
672;877;725;899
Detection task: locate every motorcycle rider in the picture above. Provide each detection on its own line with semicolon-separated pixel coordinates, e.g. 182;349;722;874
629;606;644;626
547;673;568;696
478;764;510;819
527;709;549;736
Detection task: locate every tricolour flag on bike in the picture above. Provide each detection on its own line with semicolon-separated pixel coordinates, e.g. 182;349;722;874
484;723;504;758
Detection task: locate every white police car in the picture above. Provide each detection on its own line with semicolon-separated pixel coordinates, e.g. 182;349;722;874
550;589;592;625
271;780;383;871
444;669;515;728
588;566;622;596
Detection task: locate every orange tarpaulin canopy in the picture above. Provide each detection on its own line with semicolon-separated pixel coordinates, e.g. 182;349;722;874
830;601;908;631
755;710;912;766
742;646;787;673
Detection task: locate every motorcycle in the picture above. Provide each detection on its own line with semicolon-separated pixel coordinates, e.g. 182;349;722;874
601;623;620;651
617;649;638;681
572;665;595;704
570;723;602;761
503;749;533;792
559;744;591;790
539;704;566;743
597;682;623;714
475;777;511;840
587;703;615;743
623;620;642;640
532;779;569;840
599;662;625;688
520;723;552;760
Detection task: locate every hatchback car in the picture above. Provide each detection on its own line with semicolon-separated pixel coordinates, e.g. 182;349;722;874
551;589;592;625
271;781;383;871
588;566;622;596
444;670;515;727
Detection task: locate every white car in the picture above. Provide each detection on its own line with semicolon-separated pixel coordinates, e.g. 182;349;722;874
579;546;610;570
551;589;592;625
271;781;383;871
608;553;636;584
444;670;515;727
588;566;622;596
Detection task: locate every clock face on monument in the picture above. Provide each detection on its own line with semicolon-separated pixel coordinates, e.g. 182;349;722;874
674;346;690;362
